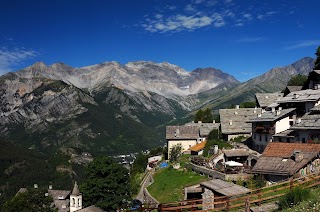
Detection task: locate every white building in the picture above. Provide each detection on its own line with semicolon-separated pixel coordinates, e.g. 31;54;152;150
247;108;296;152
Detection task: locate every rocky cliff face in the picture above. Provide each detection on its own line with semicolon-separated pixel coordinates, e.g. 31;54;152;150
0;61;238;154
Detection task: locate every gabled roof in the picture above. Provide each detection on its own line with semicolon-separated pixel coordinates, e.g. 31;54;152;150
185;122;220;137
223;149;254;157
290;111;320;130
48;190;71;200
286;86;303;93
189;141;207;152
277;89;320;103
256;93;283;108
166;126;199;139
219;108;262;134
247;108;295;123
252;142;320;176
200;179;250;196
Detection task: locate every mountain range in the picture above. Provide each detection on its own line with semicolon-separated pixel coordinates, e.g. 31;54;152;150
0;57;316;155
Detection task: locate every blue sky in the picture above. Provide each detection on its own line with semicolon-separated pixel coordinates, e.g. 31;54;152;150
0;0;319;81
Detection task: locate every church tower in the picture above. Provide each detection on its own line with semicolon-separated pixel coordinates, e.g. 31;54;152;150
70;181;82;212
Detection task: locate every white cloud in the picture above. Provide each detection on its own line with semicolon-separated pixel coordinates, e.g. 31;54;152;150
0;47;38;76
185;4;196;12
243;13;252;20
236;37;265;43
284;40;320;50
194;0;205;4
143;14;218;33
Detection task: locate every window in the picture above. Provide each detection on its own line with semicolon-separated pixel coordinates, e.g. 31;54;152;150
287;138;290;143
72;198;75;207
78;198;81;207
265;135;267;142
302;138;306;143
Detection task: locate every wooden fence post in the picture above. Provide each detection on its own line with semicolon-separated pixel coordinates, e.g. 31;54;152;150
157;204;163;212
258;188;261;207
245;198;250;212
290;179;294;190
226;197;230;212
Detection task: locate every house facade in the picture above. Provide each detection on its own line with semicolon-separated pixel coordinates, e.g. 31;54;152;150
252;142;320;182
166;121;220;159
247;108;296;152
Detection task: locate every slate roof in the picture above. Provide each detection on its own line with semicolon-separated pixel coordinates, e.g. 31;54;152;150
219;108;262;134
277;89;320;103
290;112;320;130
189;141;207;152
273;130;296;137
185;122;220;137
286;86;303;93
223;149;253;157
255;93;283;108
166;126;199;139
200;179;251;196
48;190;71;200
71;181;80;195
78;205;104;212
252;143;320;176
247;108;295;123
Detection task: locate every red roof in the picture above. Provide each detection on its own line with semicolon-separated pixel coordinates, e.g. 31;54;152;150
189;141;207;152
262;142;320;157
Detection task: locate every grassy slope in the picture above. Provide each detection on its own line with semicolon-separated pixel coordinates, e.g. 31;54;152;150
147;167;208;203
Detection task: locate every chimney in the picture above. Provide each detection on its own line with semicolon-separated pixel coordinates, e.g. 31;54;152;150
234;111;238;115
293;93;299;99
257;114;262;118
279;107;282;111
314;84;320;90
276;110;281;116
198;121;202;124
293;150;303;162
262;109;266;114
296;118;302;124
212;120;215;123
272;107;275;113
229;120;233;125
235;105;240;109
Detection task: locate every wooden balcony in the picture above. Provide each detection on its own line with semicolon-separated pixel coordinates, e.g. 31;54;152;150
254;126;275;134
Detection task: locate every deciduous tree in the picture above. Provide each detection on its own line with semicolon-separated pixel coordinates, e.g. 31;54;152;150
80;156;131;211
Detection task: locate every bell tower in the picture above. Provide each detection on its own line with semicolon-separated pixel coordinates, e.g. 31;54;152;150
70;181;82;212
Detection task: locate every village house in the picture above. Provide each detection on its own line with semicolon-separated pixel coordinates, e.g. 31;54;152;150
276;88;320;117
247;108;296;152
219;106;262;141
184;179;250;210
166;121;220;158
290;105;320;143
255;93;283;109
251;142;320;182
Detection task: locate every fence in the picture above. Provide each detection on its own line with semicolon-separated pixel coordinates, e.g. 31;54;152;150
133;171;320;211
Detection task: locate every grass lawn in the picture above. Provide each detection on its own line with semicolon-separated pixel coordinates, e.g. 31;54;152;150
147;167;208;203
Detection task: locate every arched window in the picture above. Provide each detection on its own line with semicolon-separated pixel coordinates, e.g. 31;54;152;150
72;198;75;206
78;198;81;207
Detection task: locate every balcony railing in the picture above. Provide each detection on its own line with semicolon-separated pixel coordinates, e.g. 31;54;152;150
254;126;275;134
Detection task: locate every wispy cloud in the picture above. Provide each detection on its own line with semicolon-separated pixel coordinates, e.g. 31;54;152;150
236;37;265;43
0;47;39;76
284;40;320;50
141;1;280;33
143;14;223;33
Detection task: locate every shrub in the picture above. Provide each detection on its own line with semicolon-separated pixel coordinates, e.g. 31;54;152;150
277;187;310;210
